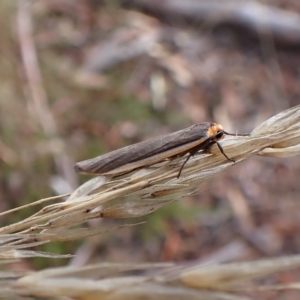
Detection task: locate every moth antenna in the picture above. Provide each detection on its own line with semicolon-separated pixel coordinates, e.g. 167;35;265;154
223;131;250;136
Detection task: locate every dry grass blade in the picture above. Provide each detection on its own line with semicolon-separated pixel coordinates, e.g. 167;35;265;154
10;255;300;299
176;255;300;290
1;105;300;298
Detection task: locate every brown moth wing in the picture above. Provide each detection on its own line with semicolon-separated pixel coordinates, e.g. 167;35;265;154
74;122;213;174
99;138;209;177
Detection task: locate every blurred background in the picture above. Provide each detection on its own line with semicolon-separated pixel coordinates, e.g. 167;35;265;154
1;0;300;295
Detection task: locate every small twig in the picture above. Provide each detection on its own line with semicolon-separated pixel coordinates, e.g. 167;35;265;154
17;0;78;189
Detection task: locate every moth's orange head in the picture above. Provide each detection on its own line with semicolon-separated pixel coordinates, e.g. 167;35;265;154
207;123;225;141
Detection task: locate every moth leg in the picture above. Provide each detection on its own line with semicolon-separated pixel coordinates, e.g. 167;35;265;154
215;141;235;162
177;153;192;178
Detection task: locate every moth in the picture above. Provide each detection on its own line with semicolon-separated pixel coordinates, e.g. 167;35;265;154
75;122;249;178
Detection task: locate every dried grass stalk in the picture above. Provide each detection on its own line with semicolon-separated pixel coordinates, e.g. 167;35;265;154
1;105;300;298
